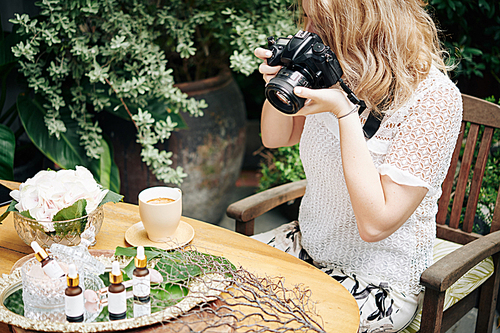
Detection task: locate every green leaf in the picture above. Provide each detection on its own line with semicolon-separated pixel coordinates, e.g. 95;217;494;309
98;190;124;207
0;200;17;224
105;97;189;130
114;246;165;260
96;137;111;189
0;29;23;68
16;94;120;191
103;133;121;193
52;198;87;221
19;210;34;219
150;283;188;309
0;124;15;180
145;99;189;130
115;246;166;279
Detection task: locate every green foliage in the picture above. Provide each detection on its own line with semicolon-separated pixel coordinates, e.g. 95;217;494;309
7;0;299;186
0;124;15;180
258;144;305;192
428;0;500;82
52;198;87;222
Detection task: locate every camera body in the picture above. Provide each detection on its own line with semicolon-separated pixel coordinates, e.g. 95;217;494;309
265;30;344;114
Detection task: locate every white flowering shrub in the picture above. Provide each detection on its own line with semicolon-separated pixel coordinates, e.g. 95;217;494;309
9;0;297;188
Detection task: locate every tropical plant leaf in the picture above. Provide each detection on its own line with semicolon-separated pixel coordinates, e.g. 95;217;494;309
115;246;165;281
99;190;124;207
0;200;17;224
103;133;121;193
0;124;15;180
104;96;189;130
52;199;87;221
0;23;22;68
150;283;188;309
16;94;120;191
154;252;201;283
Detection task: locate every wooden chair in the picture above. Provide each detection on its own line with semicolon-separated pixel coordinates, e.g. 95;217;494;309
227;94;500;333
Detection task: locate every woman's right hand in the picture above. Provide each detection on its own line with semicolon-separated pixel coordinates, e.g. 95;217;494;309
256;46;305;148
254;47;281;84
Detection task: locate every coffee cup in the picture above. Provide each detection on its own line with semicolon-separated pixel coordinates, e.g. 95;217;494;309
138;187;182;242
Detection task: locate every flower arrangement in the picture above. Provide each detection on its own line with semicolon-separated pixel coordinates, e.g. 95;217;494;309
0;166;123;231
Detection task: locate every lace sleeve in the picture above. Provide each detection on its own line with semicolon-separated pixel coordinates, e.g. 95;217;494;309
380;82;463;193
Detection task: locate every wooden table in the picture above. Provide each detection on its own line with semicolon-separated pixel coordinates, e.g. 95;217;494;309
0;181;359;332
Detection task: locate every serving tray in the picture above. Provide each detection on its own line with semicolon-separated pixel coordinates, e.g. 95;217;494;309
1;250;233;332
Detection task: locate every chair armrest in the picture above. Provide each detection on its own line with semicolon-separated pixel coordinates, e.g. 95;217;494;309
421;230;500;292
226;179;307;223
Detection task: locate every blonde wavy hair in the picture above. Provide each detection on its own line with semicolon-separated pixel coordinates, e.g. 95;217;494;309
301;0;448;115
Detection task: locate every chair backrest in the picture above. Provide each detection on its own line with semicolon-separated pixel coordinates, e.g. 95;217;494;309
436;94;500;245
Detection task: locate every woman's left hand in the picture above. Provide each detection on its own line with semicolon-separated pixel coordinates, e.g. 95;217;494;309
293;86;355;118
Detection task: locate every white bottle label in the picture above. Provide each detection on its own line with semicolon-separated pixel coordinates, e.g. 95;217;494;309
133;275;150;298
108;290;127;315
65;293;84;318
43;260;65;279
133;301;151;318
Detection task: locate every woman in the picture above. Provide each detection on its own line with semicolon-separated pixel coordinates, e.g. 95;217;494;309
254;0;463;331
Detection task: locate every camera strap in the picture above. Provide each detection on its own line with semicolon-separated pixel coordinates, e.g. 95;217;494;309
338;79;382;139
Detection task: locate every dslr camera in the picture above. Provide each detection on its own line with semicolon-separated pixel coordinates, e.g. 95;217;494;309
265;30;345;114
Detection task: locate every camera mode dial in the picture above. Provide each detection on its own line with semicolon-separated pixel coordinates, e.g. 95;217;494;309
312;43;326;54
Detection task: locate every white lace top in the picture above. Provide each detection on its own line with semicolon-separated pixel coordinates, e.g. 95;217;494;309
298;66;463;295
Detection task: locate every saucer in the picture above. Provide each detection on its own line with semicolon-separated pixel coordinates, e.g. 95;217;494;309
124;220;195;250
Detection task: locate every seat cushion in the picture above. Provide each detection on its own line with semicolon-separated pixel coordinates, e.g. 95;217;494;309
401;237;494;333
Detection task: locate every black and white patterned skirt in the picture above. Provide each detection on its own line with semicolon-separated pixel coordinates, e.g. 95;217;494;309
252;221;422;333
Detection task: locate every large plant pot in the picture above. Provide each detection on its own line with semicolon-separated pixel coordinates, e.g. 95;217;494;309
103;69;247;223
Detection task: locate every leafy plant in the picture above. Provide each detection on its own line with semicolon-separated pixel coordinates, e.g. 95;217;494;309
428;0;500;83
257;144;305;192
0;15;22;181
4;0;298;189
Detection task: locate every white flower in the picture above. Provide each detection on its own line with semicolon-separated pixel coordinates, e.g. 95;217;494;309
10;166;109;222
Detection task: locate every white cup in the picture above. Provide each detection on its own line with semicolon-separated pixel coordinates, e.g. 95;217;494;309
138;187;182;242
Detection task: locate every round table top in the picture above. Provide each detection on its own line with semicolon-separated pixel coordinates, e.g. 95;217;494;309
0;181;359;332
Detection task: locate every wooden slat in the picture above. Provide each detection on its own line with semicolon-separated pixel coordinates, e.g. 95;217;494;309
449;124;479;229
422;230;500;292
462;94;500;127
463;127;494;232
226;179;307;223
436;224;481;246
475;253;500;333
420;288;445;333
437;123;465;225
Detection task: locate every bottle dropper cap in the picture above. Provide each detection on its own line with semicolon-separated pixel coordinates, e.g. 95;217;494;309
31;241;49;262
109;261;123;284
134;246;147;268
67;263;79;287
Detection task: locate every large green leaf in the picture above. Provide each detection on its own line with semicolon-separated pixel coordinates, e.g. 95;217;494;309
0;124;15;180
103;133;121;193
0;25;22;68
103;96;188;130
52;199;87;221
16;94;120;191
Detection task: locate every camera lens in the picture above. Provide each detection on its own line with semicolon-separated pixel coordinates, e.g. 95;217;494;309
265;67;312;114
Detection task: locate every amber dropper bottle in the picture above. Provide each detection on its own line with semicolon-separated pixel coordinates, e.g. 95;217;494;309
108;261;127;321
31;241;65;279
65;263;84;322
133;246;150;303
